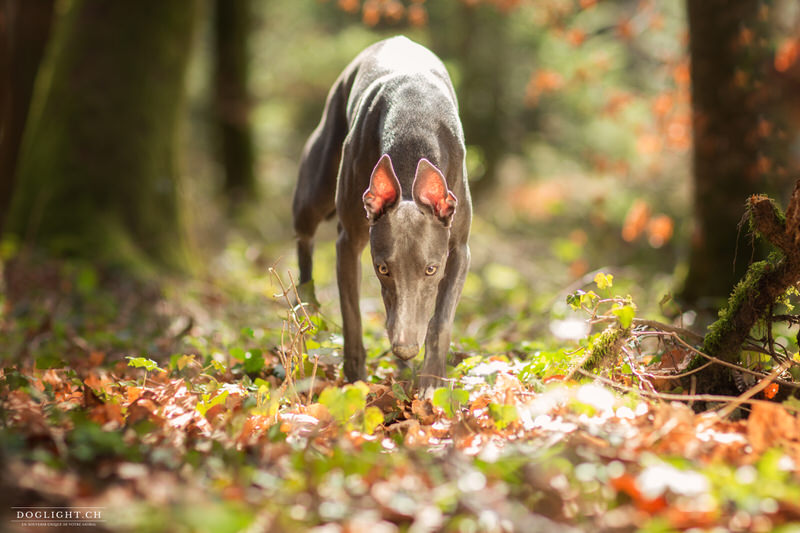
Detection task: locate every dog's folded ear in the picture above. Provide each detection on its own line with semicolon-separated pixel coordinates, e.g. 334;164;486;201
412;158;457;226
363;154;401;223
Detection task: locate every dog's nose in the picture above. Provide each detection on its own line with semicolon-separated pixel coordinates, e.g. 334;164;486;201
392;344;420;361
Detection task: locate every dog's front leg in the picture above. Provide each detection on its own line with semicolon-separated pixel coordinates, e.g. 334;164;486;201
419;242;471;397
337;226;368;382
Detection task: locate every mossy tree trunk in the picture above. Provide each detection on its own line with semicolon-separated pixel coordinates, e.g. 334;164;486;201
213;0;256;209
4;0;199;272
680;0;769;309
692;186;800;397
0;0;55;236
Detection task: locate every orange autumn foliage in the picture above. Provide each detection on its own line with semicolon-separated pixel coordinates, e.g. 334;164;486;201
775;38;800;73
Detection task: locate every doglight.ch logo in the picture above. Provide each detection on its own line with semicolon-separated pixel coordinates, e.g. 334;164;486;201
12;507;105;528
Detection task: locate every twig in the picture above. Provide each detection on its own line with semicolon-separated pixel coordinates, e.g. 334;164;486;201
590;316;704;344
716;359;792;419
269;267;312;335
564;348;591;381
277;319;299;405
286;270;311;382
575;368;800;413
270;267;324;405
636;329;800;390
661;331;800;387
622;346;658;395
631;318;704;343
642;360;714;380
288;270;314;328
307;354;320;405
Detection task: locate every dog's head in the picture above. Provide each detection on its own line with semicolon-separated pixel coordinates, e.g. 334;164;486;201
362;154;457;361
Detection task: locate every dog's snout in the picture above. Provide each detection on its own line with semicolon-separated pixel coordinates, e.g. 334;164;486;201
392;344;420;361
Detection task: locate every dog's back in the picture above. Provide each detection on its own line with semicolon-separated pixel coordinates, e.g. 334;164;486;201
336;37;468;232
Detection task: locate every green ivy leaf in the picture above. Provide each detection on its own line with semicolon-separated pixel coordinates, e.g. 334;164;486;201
611;303;636;329
254;384;279;417
362;406;384;434
391;382;410;403
253;378;270;390
229;347;246;362
432;387;469;418
319;384;368;425
451;388;469;405
488;403;518;429
175;354;196;371
210;359;227;374
3;368;30;390
243;349;264;374
196;390;229;417
35;354;66;370
594;272;613;289
126;356;164;373
567;290;599;310
305;338;321;350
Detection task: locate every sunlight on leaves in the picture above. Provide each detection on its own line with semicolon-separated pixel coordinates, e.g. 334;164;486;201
611;302;636;329
488;403;518;429
567;289;598;310
196;390;229;417
594;272;613;290
126;356;165;373
432;387;469;418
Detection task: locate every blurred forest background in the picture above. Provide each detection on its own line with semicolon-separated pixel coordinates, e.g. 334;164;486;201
2;0;800;342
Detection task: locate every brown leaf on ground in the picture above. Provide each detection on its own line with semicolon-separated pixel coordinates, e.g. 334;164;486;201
88;401;124;427
126;398;163;426
236;414;273;447
367;383;401;412
84;371;115;396
411;399;435;425
748;402;799;454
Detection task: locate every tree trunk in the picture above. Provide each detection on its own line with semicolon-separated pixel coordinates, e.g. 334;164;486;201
428;2;510;193
456;3;508;193
0;0;55;237
691;187;800;398
5;0;199;272
213;0;256;209
680;0;767;309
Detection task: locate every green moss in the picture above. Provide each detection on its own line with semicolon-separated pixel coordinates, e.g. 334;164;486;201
700;260;771;361
746;195;786;235
584;326;626;370
6;0;199;274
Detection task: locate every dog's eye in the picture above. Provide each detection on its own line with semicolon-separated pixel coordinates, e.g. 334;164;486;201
377;264;389;275
425;265;438;276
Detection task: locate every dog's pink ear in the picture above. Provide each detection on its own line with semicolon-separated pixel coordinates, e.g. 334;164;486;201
412;158;457;226
363;154;401;222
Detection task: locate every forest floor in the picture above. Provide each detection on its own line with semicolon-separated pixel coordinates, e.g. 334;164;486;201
2;218;800;533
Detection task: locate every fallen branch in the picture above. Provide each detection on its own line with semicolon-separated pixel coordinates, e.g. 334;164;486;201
690;181;800;395
632;318;704;343
575;368;800;414
659;329;800;391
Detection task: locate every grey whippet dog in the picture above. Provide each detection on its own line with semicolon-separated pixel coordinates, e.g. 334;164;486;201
293;36;471;396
